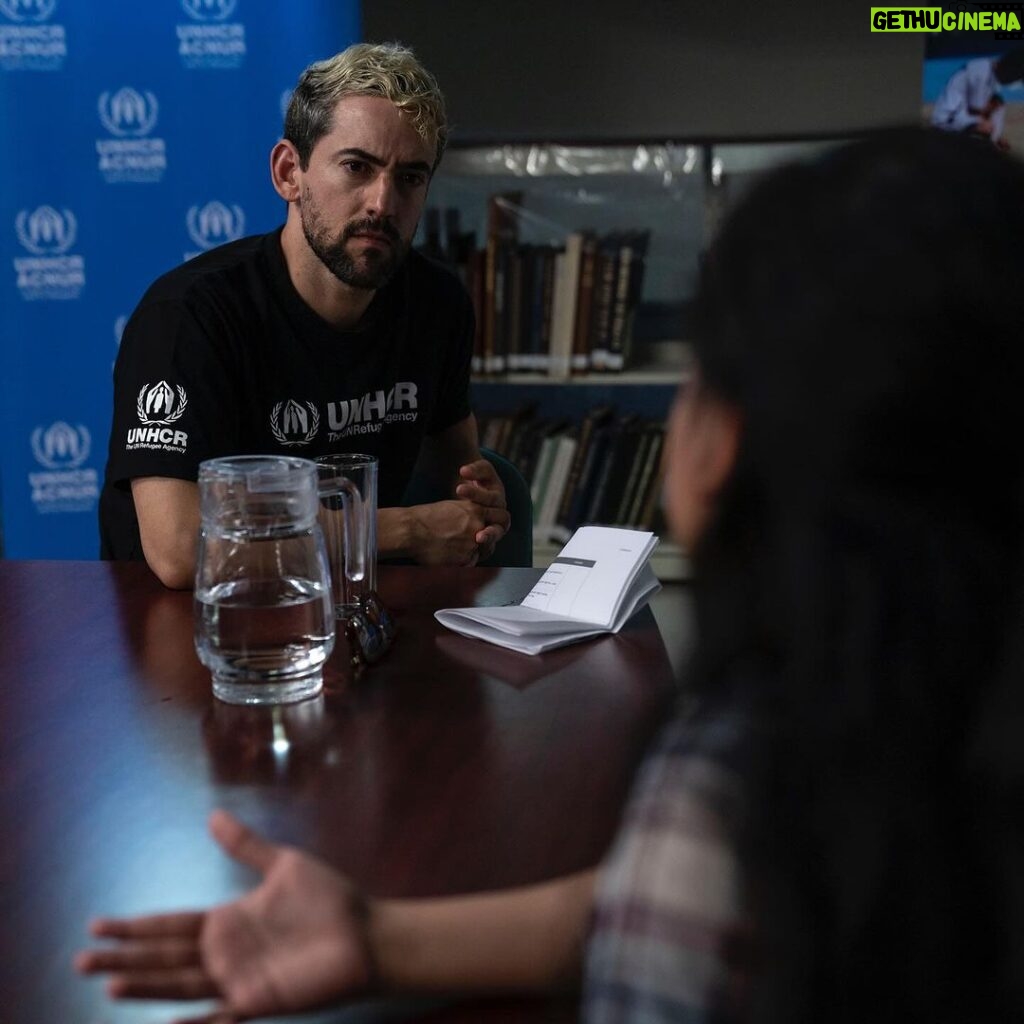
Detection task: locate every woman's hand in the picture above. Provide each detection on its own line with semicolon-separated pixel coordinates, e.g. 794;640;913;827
75;810;374;1020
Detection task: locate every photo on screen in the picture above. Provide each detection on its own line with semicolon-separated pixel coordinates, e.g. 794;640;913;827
923;33;1024;151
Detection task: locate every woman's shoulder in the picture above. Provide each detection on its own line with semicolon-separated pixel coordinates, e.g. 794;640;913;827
583;705;751;1024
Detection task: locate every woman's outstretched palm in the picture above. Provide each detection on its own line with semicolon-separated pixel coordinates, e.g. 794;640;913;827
76;810;374;1020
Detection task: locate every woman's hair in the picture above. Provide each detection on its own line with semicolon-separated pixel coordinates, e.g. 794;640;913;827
284;42;448;170
689;128;1024;1021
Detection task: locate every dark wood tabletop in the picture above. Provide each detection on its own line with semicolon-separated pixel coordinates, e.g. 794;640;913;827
0;559;676;1023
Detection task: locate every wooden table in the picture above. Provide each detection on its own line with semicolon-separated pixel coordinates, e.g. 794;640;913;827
0;560;676;1023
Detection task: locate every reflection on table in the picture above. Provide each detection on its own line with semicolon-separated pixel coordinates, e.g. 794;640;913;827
0;560;676;1023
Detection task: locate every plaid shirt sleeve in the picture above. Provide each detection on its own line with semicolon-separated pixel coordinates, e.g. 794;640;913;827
582;711;750;1024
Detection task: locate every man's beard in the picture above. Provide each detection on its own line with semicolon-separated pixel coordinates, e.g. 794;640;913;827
300;189;409;290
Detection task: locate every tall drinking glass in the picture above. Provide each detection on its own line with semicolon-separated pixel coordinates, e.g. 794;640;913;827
316;453;396;664
194;455;334;704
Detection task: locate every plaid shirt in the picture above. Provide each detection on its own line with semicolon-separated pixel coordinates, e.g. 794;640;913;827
583;709;751;1023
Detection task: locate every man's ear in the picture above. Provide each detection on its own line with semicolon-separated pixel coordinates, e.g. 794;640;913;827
270;140;302;203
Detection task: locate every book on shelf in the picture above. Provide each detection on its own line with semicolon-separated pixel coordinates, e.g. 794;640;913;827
605;230;651;373
481;193;522;375
518;245;540;372
562;417;617;534
581;414;638;527
592;415;645;525
492;402;527;457
513;412;556;484
533;245;557;373
486;191;522;239
535;431;578;537
547;232;585;379
480;405;541;481
630;426;665;529
481;236;497;374
615;421;656;525
637;462;665;532
507;243;530;372
500;401;539;471
554;403;615;530
528;419;571;516
483;236;518;375
588;234;620;372
529;433;557;513
570;233;599;375
614;423;647;524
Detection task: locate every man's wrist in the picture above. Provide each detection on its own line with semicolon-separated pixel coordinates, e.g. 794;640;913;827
378;506;416;559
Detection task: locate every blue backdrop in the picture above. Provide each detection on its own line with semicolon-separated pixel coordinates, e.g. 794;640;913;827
1;0;360;558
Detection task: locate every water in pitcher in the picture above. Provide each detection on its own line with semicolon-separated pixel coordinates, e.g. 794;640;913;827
195;454;335;703
195;575;333;704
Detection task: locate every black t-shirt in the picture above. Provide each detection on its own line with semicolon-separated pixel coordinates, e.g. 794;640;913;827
100;229;474;560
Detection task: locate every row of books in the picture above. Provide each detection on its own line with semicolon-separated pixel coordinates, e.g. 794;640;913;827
469;229;651;377
420;200;650;377
478;404;665;543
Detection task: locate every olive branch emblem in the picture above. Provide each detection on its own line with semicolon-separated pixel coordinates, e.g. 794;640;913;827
136;383;188;425
270;400;320;446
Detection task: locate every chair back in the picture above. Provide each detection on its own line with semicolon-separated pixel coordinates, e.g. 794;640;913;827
478;447;533;568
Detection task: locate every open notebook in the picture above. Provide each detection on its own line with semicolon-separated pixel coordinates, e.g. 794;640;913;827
436;526;661;655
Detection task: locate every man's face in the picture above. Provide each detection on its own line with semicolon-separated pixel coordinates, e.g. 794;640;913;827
297;94;434;290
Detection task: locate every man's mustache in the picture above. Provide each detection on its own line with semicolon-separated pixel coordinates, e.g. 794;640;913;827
342;218;401;245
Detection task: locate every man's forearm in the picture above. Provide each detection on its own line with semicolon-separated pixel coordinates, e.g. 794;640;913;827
139;530;199;590
369;870;596;994
377;506;414;558
132;477;202;589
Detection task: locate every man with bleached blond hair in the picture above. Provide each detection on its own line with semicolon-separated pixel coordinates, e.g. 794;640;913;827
100;42;507;588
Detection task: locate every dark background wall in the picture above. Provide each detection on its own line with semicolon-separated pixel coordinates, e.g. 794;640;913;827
363;1;924;142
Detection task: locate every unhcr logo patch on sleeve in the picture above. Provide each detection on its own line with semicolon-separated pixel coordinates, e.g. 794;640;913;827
125;382;189;453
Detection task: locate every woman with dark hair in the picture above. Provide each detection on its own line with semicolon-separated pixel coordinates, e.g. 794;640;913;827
589;127;1024;1023
76;128;1024;1022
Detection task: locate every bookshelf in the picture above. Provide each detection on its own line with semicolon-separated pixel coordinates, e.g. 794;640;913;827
419;142;700;581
